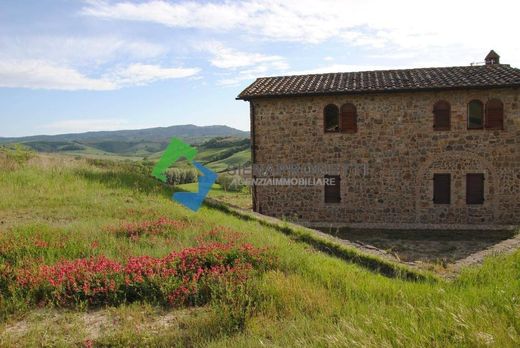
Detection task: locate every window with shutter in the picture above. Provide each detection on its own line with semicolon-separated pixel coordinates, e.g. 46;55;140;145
466;173;485;204
324;104;340;133
468;100;484;129
433;100;450;130
433;173;451;204
485;99;504;130
324;175;341;203
340;103;357;133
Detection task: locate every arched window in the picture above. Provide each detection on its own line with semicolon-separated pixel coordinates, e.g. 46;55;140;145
340;103;357;133
324;104;340;132
468;100;484;129
433;100;451;130
485;98;504;130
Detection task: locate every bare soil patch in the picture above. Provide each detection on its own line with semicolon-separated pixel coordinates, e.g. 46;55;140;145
317;228;517;267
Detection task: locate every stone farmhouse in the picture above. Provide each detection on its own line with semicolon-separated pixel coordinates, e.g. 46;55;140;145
237;51;520;229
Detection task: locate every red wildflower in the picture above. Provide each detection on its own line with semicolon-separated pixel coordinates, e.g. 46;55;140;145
15;240;273;308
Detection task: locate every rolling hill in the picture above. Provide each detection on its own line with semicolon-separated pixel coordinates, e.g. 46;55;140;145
0;124;249;145
0;125;251;170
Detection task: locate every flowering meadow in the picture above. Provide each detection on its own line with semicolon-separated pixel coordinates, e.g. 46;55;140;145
1;218;273;311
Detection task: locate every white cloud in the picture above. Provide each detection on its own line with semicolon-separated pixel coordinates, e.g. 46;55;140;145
43;118;130;133
0;36;166;68
107;63;200;87
0;60;199;91
0;60;115;91
195;42;288;86
82;0;520;66
199;42;287;69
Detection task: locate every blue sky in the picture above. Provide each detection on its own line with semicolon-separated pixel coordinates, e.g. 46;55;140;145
1;0;519;137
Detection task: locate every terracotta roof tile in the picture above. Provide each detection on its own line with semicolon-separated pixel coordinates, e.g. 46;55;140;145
237;64;520;100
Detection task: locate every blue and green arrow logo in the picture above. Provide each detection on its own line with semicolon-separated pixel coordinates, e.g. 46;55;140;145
152;138;217;212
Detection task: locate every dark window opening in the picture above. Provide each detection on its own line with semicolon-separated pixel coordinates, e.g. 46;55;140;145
468;100;484;129
433;100;451;130
340;103;358;133
324;104;340;132
433;173;451;204
485;99;504;130
324;175;341;203
466;173;485;205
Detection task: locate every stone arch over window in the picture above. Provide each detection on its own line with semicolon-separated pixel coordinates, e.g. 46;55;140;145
467;100;484;129
324;104;340;133
340;103;357;133
415;151;498;224
433;100;450;130
485;98;504;130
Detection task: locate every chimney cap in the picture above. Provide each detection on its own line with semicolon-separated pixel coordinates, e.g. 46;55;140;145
485;50;500;64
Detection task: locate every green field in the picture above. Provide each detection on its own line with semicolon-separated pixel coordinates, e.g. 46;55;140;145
1;125;252;174
0;152;519;347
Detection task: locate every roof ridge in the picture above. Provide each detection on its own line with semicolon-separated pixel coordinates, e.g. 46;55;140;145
254;64;514;80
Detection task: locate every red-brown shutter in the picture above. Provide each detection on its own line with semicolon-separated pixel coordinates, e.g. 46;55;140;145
485;99;504;130
433;101;450;130
340;103;357;133
466;174;485;204
324;175;341;203
433;173;451;204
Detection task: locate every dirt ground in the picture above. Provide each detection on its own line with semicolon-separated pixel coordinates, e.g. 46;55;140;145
318;228;517;266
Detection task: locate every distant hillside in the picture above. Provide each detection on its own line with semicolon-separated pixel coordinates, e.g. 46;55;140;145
181;137;251;173
0;125;251;171
0;124;249;145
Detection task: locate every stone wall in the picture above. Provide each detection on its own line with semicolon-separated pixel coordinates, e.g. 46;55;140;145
250;88;520;227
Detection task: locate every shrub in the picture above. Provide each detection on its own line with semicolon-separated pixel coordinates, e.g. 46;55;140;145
217;174;245;192
0;144;34;168
166;168;199;185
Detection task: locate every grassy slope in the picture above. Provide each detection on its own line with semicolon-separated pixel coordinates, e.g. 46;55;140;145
0;155;518;347
177;182;252;210
205;149;251;173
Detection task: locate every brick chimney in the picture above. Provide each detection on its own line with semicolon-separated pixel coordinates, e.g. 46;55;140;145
485;50;500;65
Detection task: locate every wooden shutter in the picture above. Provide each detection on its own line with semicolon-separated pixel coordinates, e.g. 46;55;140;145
324;175;341;203
340;103;357;133
433;101;450;130
485;99;504;130
466;174;484;204
433;174;451;204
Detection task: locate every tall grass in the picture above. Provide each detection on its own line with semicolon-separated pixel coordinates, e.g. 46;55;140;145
0;155;518;347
